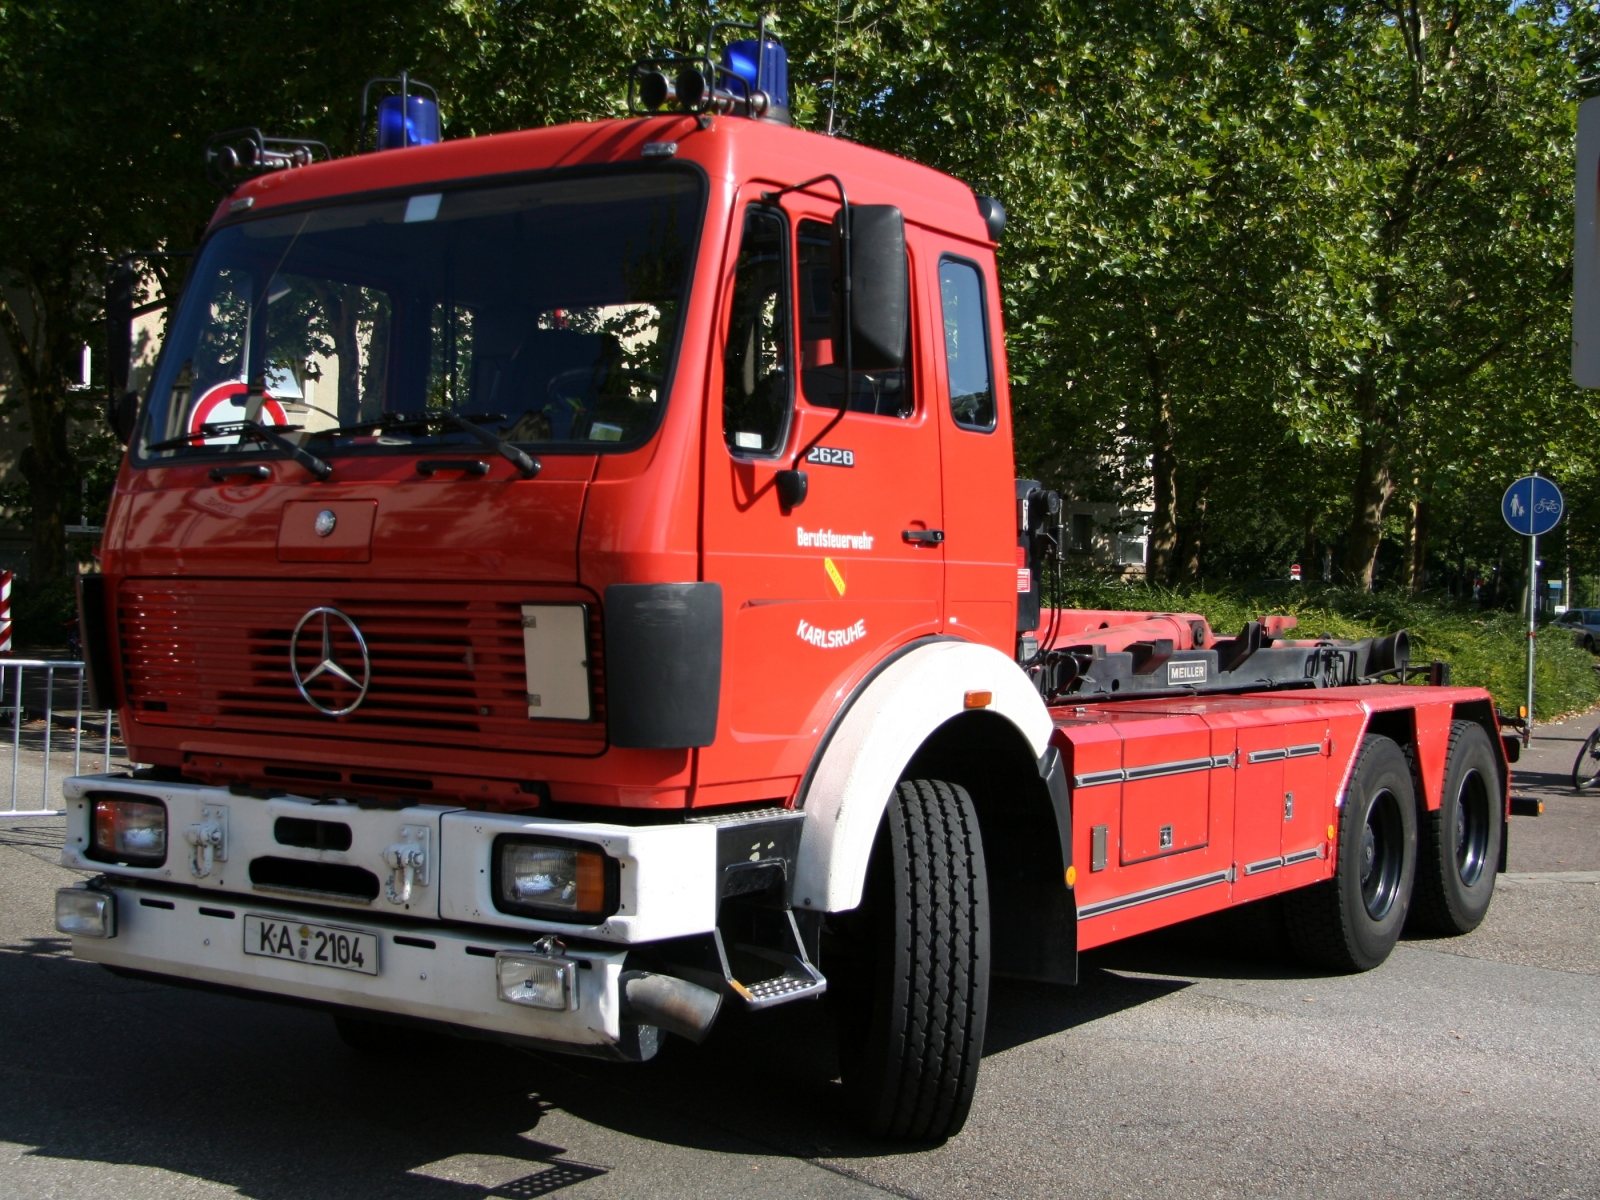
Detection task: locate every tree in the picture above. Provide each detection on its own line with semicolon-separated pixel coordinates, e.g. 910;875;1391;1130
1278;1;1581;589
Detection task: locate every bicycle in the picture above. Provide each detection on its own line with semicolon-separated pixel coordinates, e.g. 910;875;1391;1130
1573;727;1600;790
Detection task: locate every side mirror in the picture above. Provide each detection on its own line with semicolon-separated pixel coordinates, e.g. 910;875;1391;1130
775;468;808;512
105;260;136;440
833;205;907;372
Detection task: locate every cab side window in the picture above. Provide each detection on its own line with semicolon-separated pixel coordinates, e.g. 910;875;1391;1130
798;218;911;417
723;207;792;456
938;258;995;431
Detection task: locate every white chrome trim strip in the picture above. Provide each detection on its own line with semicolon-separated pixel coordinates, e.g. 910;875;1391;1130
1077;869;1232;919
1124;757;1214;782
1074;754;1237;790
1072;769;1125;789
1243;856;1283;876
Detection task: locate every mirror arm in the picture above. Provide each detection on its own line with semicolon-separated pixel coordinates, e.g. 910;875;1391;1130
761;174;853;472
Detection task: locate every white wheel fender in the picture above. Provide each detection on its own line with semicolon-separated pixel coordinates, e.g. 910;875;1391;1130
793;640;1054;913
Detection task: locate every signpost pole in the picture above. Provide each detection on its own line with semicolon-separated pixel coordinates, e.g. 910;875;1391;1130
1502;471;1563;749
1527;527;1538;747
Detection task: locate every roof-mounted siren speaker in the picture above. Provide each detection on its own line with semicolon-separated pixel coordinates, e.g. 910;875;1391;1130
361;72;441;153
204;128;330;188
630;18;789;124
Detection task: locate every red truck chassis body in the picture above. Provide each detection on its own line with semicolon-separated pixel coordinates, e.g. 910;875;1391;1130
56;98;1511;1139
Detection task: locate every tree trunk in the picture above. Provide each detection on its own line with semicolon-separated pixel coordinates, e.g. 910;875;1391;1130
1340;383;1397;589
17;410;73;582
1299;508;1319;582
0;266;82;583
1401;496;1429;596
1144;350;1177;583
1176;481;1209;583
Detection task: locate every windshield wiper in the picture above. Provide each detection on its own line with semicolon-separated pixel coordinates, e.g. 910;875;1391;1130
312;411;540;479
148;421;333;480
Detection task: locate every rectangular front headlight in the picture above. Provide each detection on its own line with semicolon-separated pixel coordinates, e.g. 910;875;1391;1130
56;887;115;938
493;837;615;921
88;796;167;867
496;952;576;1010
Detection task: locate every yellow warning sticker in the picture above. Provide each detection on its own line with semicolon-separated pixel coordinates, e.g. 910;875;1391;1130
824;557;847;597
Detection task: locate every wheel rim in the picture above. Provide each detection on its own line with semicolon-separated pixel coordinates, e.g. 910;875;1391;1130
1360;788;1404;921
1453;768;1490;887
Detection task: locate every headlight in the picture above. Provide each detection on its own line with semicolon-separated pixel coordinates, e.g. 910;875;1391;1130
88;796;167;867
493;837;616;921
55;887;115;938
496;952;577;1010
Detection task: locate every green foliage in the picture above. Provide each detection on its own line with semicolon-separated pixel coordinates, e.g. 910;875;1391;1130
3;0;1600;600
1056;577;1600;720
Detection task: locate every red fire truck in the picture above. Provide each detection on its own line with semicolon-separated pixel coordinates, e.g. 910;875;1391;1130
59;28;1514;1141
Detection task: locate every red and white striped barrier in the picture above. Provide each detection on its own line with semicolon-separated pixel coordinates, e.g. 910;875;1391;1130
0;570;12;654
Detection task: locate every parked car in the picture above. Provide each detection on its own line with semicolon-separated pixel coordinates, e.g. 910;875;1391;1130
1555;608;1600;652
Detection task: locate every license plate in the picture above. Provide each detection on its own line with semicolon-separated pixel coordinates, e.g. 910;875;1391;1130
243;915;379;976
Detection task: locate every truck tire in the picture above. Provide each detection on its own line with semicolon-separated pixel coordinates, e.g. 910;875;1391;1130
1284;735;1417;971
835;779;990;1141
1407;720;1501;935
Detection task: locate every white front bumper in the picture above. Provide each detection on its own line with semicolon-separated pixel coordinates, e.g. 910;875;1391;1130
57;773;731;1056
60;774;718;942
68;882;638;1050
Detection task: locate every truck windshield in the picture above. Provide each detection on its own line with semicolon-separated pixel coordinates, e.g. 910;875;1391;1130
138;170;702;462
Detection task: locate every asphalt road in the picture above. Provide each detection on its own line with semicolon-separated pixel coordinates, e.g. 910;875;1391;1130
1;716;1597;1199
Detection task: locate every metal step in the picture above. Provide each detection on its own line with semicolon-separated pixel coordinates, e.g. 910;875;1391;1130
729;948;826;1010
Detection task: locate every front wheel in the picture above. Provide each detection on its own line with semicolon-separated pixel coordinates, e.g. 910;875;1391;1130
1574;728;1600;791
1284;735;1417;971
832;779;990;1141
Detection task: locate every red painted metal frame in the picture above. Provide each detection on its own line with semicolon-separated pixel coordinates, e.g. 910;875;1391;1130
93;110;1509;951
1051;685;1508;950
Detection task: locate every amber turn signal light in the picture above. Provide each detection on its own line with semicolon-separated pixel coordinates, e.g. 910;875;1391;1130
964;690;993;709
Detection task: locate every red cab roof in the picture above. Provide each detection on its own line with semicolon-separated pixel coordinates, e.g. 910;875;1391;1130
212;115;992;245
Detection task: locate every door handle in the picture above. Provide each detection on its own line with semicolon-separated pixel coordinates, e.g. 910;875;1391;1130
902;529;945;545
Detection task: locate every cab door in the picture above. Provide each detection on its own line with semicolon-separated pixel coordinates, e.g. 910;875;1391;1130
696;188;945;801
927;243;1018;649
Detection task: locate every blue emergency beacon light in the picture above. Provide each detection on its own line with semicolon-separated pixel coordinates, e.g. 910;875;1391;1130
361;72;442;151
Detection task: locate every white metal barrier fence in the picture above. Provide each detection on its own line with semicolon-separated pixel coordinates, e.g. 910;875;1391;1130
0;659;118;818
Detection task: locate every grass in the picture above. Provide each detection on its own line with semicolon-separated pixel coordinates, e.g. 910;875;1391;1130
1054;578;1600;721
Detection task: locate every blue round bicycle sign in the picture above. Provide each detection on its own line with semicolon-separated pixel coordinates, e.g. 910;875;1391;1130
1502;475;1564;536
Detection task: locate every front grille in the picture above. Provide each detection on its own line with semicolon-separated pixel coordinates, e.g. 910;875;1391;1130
118;580;605;756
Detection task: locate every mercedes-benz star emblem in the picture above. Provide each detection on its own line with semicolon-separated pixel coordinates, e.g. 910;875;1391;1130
289;607;371;717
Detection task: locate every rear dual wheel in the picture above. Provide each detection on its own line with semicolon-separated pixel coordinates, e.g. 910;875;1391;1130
1285;735;1417;971
832;779;990;1142
1409;720;1501;935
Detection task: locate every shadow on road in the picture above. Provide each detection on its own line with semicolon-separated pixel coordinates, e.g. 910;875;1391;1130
0;913;1249;1194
